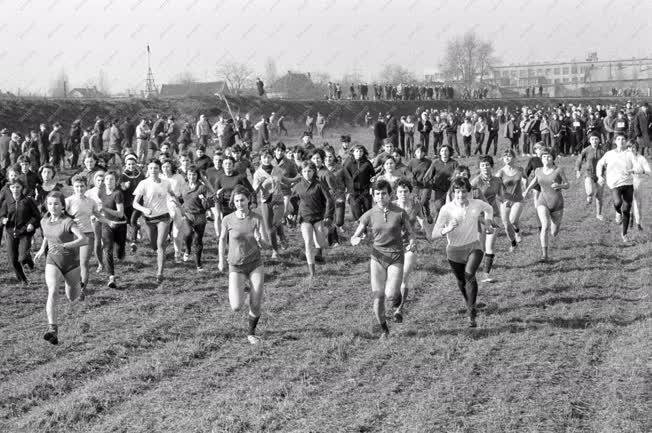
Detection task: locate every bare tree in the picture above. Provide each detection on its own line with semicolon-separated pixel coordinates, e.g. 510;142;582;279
441;31;497;85
378;64;416;83
217;62;253;95
98;69;111;94
49;69;69;98
171;71;198;85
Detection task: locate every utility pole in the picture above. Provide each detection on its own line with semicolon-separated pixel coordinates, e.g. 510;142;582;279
144;44;159;98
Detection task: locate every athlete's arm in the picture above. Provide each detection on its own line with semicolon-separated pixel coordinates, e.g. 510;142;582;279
64;223;89;249
551;168;570;190
217;219;228;272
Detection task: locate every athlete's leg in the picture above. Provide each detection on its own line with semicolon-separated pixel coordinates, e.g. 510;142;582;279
228;272;247;311
550;209;564;237
370;259;390;335
398;251;416;314
247;266;264;338
536;206;551;259
45;264;63;327
155;220;170;277
386;262;404;319
300;222;316;275
79;232;93;288
595;182;604;218
448;260;468;303
632;185;642;226
620;185;634;236
62;267;82;301
464;250;484;322
500;202;516;245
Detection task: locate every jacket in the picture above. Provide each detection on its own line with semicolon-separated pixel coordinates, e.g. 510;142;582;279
0;193;40;236
344;157;374;194
291;178;334;223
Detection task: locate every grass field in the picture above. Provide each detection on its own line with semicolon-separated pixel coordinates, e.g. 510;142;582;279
0;125;650;433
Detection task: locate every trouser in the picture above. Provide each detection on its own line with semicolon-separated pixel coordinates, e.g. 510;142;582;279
522;134;531;155
4;231;32;282
51;143;65;167
485;132;498;155
405;134;414;156
419;132;430;154
509;137;519;154
611;184;634;236
446;133;460;156
432;133;442;155
39;145;49;166
415;187;432;220
474;133;485;155
260;201;284;251
182;214;206;267
462;135;472;156
349;192;372;221
541;132;551;148
69;144;80;168
136;139;148;163
101;223;127;276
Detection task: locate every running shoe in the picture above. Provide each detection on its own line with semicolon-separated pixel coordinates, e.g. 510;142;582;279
156;275;164;286
331;242;340;248
393;311;403;323
183;253;190;262
514;232;522;243
469;317;477;328
621;234;631;243
280;238;289;250
247;335;261;345
379;331;390;341
637;224;643;231
130;242;137;253
174;253;182;264
271;251;279;260
79;288;86;301
107;278;117;289
586;196;593;205
196;266;204;272
615;213;622;225
96;264;103;274
43;326;58;345
481;276;496;283
596;214;604;221
509;245;517;253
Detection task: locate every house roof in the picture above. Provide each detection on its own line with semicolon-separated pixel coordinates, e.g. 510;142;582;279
69;87;106;98
159;81;229;97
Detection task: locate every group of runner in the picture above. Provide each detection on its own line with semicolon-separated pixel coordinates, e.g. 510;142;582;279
0;101;649;345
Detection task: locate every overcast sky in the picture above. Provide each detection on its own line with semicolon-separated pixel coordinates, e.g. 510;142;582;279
2;0;650;94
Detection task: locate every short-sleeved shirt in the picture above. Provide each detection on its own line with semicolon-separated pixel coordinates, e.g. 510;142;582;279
98;188;125;222
221;212;262;266
41;216;79;264
181;184;210;214
470;174;503;214
133;177;173;217
65;194;97;233
359;203;409;254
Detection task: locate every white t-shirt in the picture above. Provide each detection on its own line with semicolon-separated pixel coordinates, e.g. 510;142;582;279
133;177;173;217
632;154;651;187
434;198;493;247
65;194;98;233
596;149;636;189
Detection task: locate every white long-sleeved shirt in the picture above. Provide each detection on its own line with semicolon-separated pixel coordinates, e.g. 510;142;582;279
632;153;651;187
595;149;636;189
433;198;493;247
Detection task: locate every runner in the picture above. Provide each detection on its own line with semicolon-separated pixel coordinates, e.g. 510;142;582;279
524;147;569;261
628;140;651;230
218;185;268;345
98;170;127;288
179;165;211;271
343;144;375;221
470;156;503;283
161;160;187;263
34;191;88;345
35;164;64;215
575;132;606;220
253;147;286;260
0;179;39;285
375;156;402;197
119;154;145;252
85;170;106;273
423;145;458;225
323;145;348;246
132;159;178;284
213;156;255;237
350;179;415;338
431;177;494;328
290;161;333;277
65;175;101;298
596;133;638;243
392;179;428;321
495;149;527;251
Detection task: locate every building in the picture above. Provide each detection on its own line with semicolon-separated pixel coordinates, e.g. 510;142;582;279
159;81;229;97
489;53;652;95
68;87;106;98
423;69;446;83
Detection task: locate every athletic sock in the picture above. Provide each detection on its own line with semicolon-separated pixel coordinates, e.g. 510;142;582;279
391;293;403;309
514;226;520;233
511;239;517;247
484;254;495;274
248;315;260;336
622;210;631;235
380;321;389;334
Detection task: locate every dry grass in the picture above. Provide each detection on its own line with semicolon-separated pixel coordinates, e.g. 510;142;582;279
0;124;650;433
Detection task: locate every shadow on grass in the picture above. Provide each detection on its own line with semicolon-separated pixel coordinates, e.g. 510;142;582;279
483;294;644;316
526;313;649;329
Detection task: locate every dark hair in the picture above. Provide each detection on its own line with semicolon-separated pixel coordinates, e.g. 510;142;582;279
259;147;273;158
452;165;470;179
450;177;472;192
17;155;30;164
478;155;494;168
414;144;425;154
273;141;286;151
71;174;87;186
84;152;99;162
300;160;317;177
322;144;336;155
222;156;235;164
395;178;413;193
104;169;120;180
310;148;325;160
228;184;253;210
352;144;368;159
147;158;162;167
161;159;177;173
185;164;200;181
440;145;453;155
46;190;66;208
627;139;639;151
38;163;56;177
373;179;392;194
197;145;206;152
502;149;516;158
293;146;307;161
178;151;191;160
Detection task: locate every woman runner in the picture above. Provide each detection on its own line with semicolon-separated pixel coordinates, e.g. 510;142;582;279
523;147;569;261
34;191;88;345
350;179;415;338
179;165;211;271
495;149;527;251
98;170;127;288
65;175;101;298
470;156;504;282
392;179;428;321
218;185;268;345
628;140;650;231
132;159;178;285
290;161;334;277
596;133;638;243
85;170;106;273
432;177;494;328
